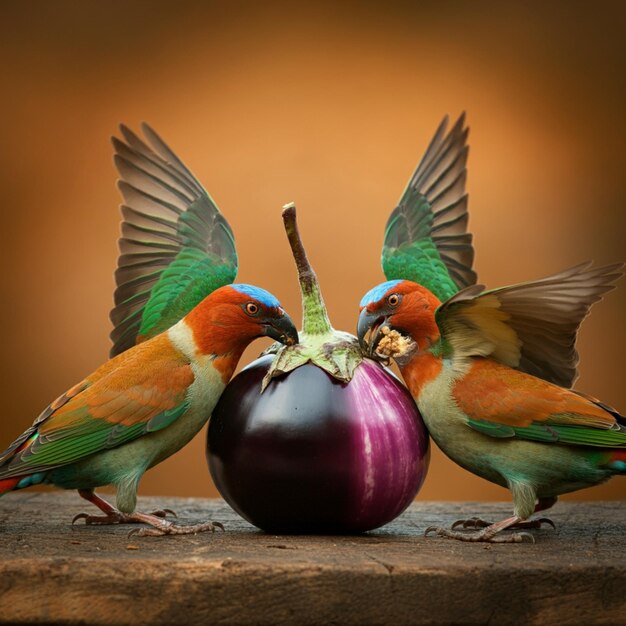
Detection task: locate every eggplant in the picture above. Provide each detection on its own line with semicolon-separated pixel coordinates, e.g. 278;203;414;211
209;355;428;533
207;204;429;533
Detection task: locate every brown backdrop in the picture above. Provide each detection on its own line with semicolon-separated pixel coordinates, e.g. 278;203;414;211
1;1;624;504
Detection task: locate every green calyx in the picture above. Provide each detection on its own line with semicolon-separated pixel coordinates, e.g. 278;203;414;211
261;203;364;391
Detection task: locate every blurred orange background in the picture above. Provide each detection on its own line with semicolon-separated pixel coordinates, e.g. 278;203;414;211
1;1;624;505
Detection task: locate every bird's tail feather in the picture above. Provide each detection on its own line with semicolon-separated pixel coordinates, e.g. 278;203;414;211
0;477;21;496
0;433;39;496
607;450;626;474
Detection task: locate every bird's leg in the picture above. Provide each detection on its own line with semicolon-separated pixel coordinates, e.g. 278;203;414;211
426;515;536;543
450;497;557;531
72;489;176;525
509;496;557;530
72;490;223;536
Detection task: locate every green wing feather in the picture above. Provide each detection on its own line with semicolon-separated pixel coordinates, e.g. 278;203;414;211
0;352;192;479
468;416;626;448
15;403;189;472
0;402;189;477
110;123;238;357
382;113;476;301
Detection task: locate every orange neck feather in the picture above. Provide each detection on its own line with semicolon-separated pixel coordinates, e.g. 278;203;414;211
213;350;247;384
400;352;443;398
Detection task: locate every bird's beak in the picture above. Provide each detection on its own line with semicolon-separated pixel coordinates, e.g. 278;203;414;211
357;308;390;358
263;313;299;346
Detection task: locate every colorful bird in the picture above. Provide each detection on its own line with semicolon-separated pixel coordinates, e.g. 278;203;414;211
0;125;298;536
0;284;297;535
357;115;625;542
357;267;624;542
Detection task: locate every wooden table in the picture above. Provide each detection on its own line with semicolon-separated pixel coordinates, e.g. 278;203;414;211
0;493;624;625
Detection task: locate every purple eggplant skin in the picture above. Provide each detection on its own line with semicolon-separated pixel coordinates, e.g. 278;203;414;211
207;354;430;534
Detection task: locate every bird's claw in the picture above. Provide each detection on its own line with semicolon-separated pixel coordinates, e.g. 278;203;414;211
71;497;223;537
128;520;225;538
71;512;126;526
425;525;535;543
450;516;555;532
71;507;179;527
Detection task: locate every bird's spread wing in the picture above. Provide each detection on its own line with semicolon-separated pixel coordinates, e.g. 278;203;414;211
453;360;626;448
110;123;238;357
0;336;193;478
435;262;623;387
382;113;476;301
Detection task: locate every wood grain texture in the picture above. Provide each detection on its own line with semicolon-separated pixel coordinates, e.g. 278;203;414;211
0;493;624;625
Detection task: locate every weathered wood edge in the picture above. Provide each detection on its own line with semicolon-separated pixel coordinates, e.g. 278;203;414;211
0;494;624;626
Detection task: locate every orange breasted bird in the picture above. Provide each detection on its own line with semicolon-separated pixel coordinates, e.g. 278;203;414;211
0;125;298;536
357;114;625;542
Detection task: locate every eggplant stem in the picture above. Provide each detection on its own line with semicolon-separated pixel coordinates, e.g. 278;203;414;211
282;203;333;336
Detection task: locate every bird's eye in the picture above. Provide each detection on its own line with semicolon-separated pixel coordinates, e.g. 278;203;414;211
245;302;259;315
387;294;400;307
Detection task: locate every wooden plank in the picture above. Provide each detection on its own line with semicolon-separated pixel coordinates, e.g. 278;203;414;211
0;493;624;625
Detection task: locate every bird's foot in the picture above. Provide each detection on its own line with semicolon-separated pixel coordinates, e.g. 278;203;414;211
451;516;555;531
72;508;177;526
425;525;535;543
128;516;225;538
426;514;538;543
72;491;222;536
